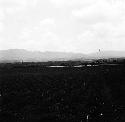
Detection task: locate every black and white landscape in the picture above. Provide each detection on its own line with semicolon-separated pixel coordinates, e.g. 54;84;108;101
1;49;125;122
1;0;125;122
0;49;125;62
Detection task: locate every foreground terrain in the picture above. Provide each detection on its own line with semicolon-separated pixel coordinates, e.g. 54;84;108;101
1;64;125;122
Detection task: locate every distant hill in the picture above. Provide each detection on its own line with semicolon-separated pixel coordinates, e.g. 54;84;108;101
0;49;86;62
0;49;125;62
88;51;125;59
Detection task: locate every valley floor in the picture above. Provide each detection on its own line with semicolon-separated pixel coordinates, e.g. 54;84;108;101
1;64;125;122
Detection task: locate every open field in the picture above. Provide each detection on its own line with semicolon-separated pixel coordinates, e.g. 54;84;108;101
1;64;125;122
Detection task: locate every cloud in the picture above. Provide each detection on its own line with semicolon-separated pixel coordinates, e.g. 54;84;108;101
0;22;4;32
65;0;125;53
75;22;125;53
1;31;60;52
19;18;55;39
50;0;96;7
1;0;125;53
0;8;4;20
14;17;60;51
0;8;4;33
72;0;125;25
5;32;63;52
40;18;55;25
0;0;38;14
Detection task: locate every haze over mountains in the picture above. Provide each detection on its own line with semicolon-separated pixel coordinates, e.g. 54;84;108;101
0;49;125;62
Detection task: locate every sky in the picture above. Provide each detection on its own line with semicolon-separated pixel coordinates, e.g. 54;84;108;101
0;0;125;53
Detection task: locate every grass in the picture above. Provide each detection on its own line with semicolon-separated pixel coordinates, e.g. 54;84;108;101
1;64;125;122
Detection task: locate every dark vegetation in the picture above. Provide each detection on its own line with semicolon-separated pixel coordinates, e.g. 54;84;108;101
1;57;125;67
0;62;125;122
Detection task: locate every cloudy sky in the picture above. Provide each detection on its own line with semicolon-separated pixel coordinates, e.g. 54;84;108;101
0;0;125;53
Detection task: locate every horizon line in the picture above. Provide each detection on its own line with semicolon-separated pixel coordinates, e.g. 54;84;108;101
1;48;125;54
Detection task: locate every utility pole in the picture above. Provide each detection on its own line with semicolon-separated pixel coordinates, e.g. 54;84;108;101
99;49;101;52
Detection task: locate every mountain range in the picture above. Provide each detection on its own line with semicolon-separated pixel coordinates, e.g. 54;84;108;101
0;49;125;62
